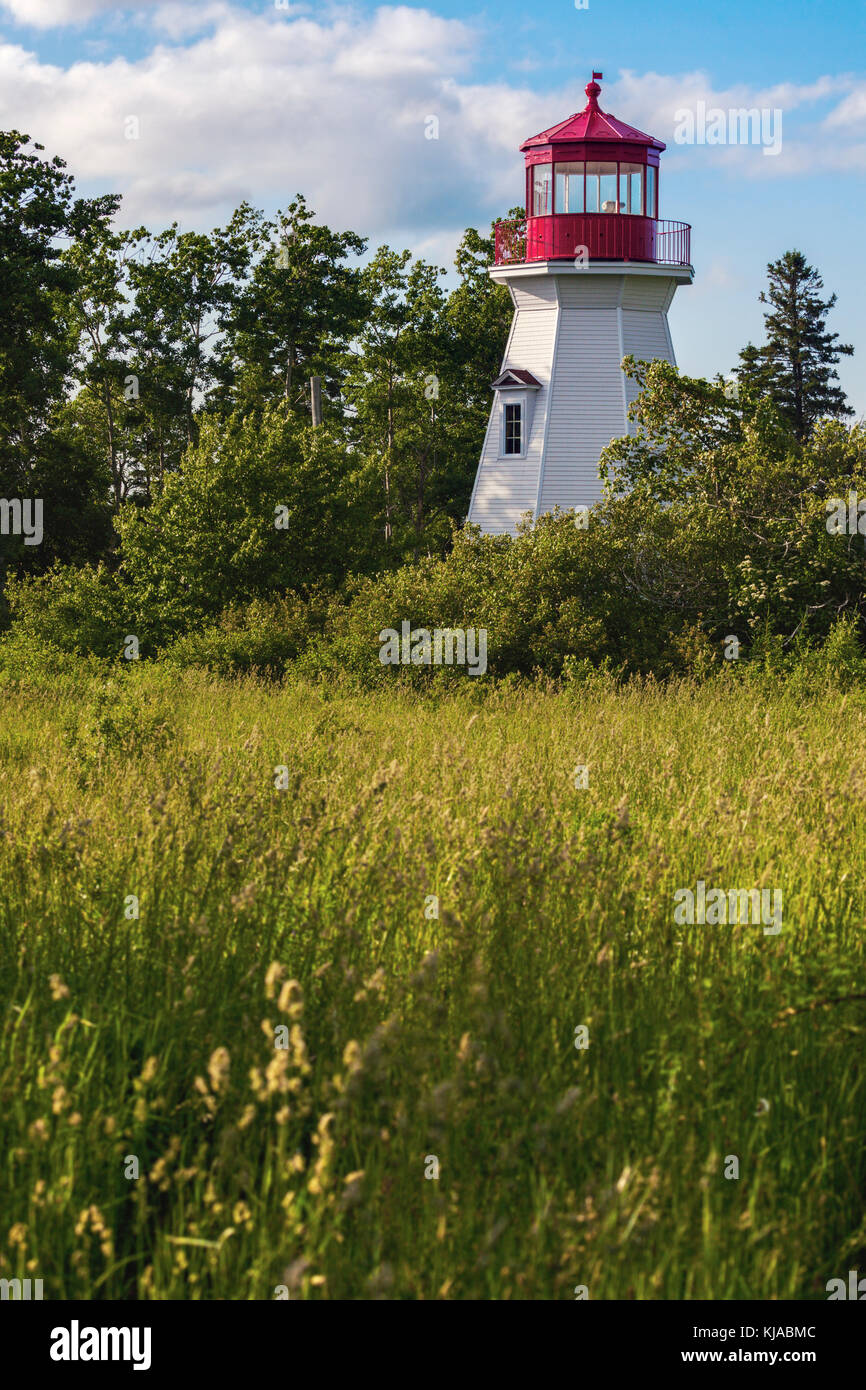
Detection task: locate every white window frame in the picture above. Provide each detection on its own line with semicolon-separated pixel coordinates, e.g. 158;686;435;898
496;386;536;460
502;399;523;457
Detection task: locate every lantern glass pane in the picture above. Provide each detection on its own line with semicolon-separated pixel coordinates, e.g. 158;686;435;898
646;165;657;217
619;163;644;214
532;164;553;216
587;162;618;212
555;162;584;213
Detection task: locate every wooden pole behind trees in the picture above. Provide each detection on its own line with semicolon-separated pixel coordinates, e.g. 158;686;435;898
310;376;322;428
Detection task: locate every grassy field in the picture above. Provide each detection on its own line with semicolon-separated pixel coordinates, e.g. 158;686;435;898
1;662;865;1300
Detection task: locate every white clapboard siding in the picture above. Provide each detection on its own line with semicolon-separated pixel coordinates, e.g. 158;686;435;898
621;276;674;311
557;275;624;309
511;278;559;311
468;302;557;534
621;308;676;416
538;309;625;512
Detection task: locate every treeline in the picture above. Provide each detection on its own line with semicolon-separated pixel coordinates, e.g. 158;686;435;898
1;128;862;684
6;360;866;688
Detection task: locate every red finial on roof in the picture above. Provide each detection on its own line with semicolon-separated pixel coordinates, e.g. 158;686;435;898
519;70;665;153
585;72;603;110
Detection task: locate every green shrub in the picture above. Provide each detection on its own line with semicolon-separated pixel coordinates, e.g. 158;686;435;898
3;562;133;659
0;626;112;686
116;407;361;640
295;511;678;687
161;593;329;678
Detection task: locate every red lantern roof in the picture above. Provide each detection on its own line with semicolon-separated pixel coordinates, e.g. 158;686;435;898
520;73;666;153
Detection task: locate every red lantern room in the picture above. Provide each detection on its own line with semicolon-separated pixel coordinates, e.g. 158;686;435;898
495;73;691;267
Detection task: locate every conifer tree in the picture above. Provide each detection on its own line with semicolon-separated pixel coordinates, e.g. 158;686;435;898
736;250;853;440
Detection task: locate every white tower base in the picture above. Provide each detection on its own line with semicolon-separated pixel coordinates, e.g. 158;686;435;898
468;261;693;535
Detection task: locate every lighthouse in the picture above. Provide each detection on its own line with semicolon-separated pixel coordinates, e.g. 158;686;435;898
468;73;693;535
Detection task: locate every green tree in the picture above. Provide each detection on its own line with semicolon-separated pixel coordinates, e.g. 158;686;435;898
213;195;366;419
63;222;150;509
122;206;263;470
342;247;454;556
735;250;854;441
116;405;359;643
0;130;118;584
600;358;866;645
342;224;512;562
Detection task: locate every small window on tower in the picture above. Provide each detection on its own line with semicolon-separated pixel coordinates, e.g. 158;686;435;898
504;402;522;455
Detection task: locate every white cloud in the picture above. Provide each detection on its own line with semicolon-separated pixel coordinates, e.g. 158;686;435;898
1;0;162;26
823;82;866;131
0;8;862;244
0;5;492;232
149;3;233;40
696;259;743;292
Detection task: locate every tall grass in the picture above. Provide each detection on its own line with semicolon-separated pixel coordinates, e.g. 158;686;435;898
0;662;864;1299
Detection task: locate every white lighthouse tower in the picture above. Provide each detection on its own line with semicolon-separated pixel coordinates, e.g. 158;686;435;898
468;73;693;535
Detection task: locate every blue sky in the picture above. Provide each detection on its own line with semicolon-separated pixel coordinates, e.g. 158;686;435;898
1;0;864;413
